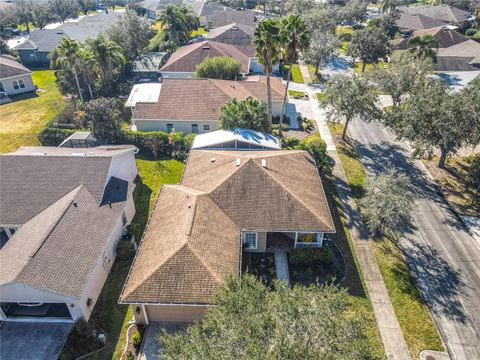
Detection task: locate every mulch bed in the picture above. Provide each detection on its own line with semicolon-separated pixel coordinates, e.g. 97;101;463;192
242;252;276;287
289;241;345;287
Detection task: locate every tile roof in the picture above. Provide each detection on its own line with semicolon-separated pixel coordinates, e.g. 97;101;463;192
208;9;256;28
0;55;32;79
0;146;133;225
132;76;285;121
160;40;253;73
120;149;335;304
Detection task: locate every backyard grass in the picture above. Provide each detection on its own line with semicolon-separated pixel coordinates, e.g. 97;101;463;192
352;61;388;74
316;92;326;102
67;157;185;360
327;122;444;358
288;90;306;98
284;64;304;83
152;20;163;31
191;27;208;36
336;25;355;35
0;70;63;153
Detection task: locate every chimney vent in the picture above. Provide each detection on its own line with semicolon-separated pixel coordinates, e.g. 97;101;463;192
210;157;216;163
236;158;241;166
261;159;267;168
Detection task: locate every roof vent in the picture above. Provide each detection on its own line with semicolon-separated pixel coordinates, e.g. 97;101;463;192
261;159;267;168
31;152;47;156
236;158;241;166
202;45;210;50
71;152;87;156
210;157;216;163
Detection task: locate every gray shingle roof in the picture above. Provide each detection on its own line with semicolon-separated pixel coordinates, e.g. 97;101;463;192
0;146;133;226
0;55;32;79
398;4;471;23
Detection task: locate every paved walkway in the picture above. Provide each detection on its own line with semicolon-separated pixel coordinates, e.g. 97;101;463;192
299;63;411;360
274;249;289;283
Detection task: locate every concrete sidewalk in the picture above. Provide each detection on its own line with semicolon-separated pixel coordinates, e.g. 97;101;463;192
274;249;290;283
299;63;411;360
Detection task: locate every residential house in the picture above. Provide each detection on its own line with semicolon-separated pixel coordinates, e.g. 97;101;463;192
16;11;121;68
119;149;335;323
396;5;473;31
131;52;169;82
206;9;256;28
159;40;252;78
126;83;163;108
0;55;36;97
132;76;286;133
392;27;480;71
191;128;281;150
206;23;253;45
0;146;138;322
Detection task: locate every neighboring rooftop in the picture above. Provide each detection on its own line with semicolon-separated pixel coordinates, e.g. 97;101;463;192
392;26;469;50
398;4;472;24
126;83;163;108
120;149;335;304
207;9;256;28
0;54;32;79
191;128;281;150
16;11;120;51
395;12;447;31
160;40;253;73
0;145;136;225
132;76;285;121
206;23;253;44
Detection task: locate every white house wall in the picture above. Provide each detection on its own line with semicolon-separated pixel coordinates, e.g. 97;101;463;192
135;119;219;134
0;74;35;96
107;152;138;185
161;71;195;79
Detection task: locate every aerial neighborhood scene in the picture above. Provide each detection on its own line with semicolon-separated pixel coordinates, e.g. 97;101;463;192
0;0;480;359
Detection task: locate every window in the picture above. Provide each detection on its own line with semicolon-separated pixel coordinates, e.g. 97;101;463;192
166;124;173;133
243;232;257;250
203;124;210;131
192;124;199;133
12;79;25;90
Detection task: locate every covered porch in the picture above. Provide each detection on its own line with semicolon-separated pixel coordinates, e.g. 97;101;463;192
265;231;325;252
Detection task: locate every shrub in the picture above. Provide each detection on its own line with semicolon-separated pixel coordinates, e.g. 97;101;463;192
116;240;135;262
289;247;334;266
38;127;77;146
473;31;480;40
296;137;333;175
125;351;135;360
338;33;352;42
195;56;242;80
466;28;479;37
281;137;300;149
132;330;142;346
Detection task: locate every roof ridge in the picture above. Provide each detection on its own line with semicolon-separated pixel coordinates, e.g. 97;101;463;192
187;243;223;284
251;156;332;230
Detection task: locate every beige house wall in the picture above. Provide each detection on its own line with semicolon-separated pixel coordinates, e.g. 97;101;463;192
135;119;219;134
144;305;209;323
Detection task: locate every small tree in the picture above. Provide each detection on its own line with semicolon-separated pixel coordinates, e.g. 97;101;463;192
143;133;166;158
346;26;390;72
296;137;332;175
84;97;123;143
468;154;480;205
219;97;270;133
47;0;80;23
304;30;340;76
159;275;372;360
360;169;414;242
195;56;242;80
321;74;382;141
406;34;438;63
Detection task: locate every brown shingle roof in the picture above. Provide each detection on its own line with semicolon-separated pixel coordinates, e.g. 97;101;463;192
207;10;255;28
120;150;335;304
160;40;252;73
398;4;471;23
206;23;253;45
132;76;285;121
392;27;469;50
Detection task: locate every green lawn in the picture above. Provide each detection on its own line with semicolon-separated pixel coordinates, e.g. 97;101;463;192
327;123;444;358
336;25;355;35
352;61;388;74
0;70;63;153
284;64;304;83
288;90;306;98
64;157;185;360
316;92;326;102
191;27;208;36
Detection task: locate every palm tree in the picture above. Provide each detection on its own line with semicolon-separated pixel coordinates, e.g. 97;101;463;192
54;38;84;102
86;34;125;94
407;35;438;63
279;15;310;136
253;18;282;129
159;4;199;46
380;0;396;13
77;48;97;100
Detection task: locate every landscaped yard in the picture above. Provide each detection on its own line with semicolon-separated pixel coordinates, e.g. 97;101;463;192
352;61;388;74
327;122;444;358
0;70;63;153
61;157;184;360
284;64;304;83
191;27;208;36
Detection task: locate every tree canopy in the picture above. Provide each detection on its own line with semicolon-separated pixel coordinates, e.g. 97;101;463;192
195;56;242;80
219;97;271;133
159;274;373;360
84;97;123;143
321;74;382;140
304;30;340;75
346;26;390;72
158;3;199;46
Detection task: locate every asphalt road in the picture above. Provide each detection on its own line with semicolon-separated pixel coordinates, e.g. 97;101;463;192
347;119;480;360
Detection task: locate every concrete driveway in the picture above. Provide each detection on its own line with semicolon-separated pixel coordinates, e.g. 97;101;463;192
0;322;72;360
